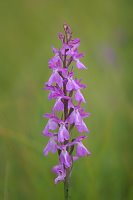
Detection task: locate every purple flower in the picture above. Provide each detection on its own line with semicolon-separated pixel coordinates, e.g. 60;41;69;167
77;107;90;118
76;141;90;157
43;136;57;155
76;120;89;133
48;56;62;70
67;135;91;157
67;107;81;125
43;119;57;135
74;136;90;156
73;52;87;69
53;97;64;111
66;72;79;91
75;89;86;103
66;39;80;57
74;78;86;89
45;85;64;100
53;96;70;112
67;106;89;133
47;69;63;87
75;59;87;69
58;122;69;142
60;148;72;168
43;24;91;185
68;38;80;48
52;164;66;184
66;76;86;102
43;113;58;135
60;43;70;56
66;47;87;69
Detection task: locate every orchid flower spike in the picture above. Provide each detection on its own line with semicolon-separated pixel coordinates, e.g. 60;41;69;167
42;24;91;189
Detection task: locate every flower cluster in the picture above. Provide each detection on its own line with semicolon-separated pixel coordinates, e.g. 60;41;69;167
43;24;90;184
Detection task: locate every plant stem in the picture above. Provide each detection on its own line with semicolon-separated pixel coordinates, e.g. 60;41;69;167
63;25;72;200
64;170;71;200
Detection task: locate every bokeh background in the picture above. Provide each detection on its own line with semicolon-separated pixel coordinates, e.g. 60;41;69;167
0;0;133;199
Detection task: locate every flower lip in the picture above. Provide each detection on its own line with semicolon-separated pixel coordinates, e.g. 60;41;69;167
58;123;69;143
59;148;72;168
43;136;58;156
48;56;62;70
52;164;66;184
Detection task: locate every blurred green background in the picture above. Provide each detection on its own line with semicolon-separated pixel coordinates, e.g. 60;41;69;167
0;0;133;199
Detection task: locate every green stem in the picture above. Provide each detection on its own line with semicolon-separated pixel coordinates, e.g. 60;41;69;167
64;170;71;200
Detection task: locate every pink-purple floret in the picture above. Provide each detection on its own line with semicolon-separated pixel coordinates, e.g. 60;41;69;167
43;24;90;184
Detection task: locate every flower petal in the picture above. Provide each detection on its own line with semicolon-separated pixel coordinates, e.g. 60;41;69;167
58;124;69;142
48;56;61;69
76;60;87;69
48;119;58;130
53;98;64;111
52;164;66;184
76;142;90;157
47;71;63;87
75;90;86;103
66;79;73;91
76;120;89;133
43;137;57;155
60;149;71;168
